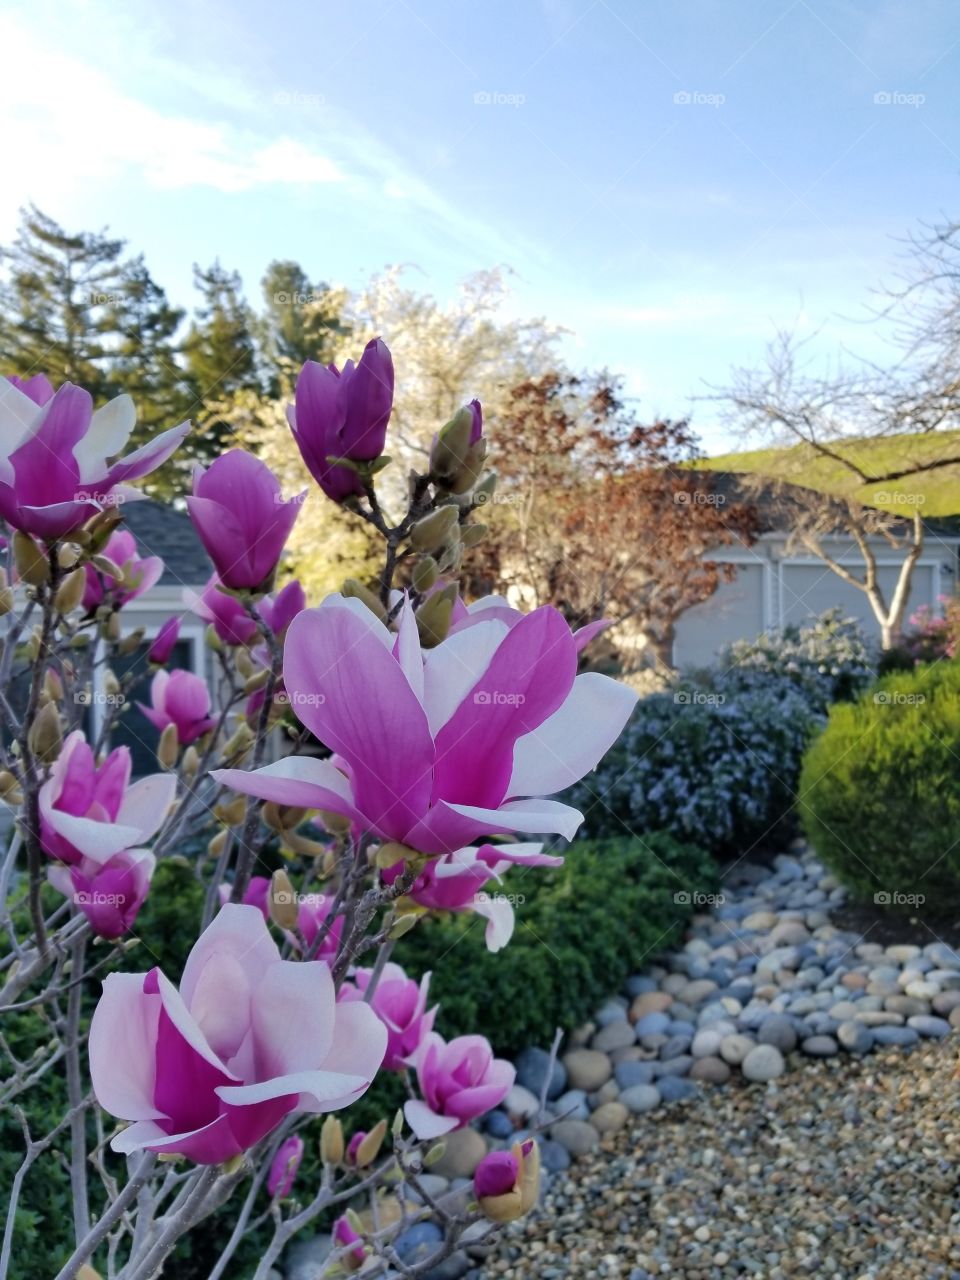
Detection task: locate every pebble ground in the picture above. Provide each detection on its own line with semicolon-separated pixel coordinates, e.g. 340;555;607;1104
477;1037;960;1280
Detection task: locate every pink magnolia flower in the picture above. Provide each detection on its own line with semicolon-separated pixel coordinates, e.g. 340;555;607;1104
9;373;55;404
187;450;304;591
213;594;637;856
345;1130;366;1165
260;579;306;638
217;875;271;916
449;593;608;654
288;339;394;502
138;669;217;744
49;847;155;939
82;528;164;612
186;577;259;647
0;377;188;540
89;904;387;1164
381;842;561;952
267;1135;304;1198
39;730;176;866
339;963;437;1071
148;616;181;665
404;1032;515;1140
332;1215;365;1269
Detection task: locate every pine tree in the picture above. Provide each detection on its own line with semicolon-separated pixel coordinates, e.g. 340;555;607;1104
258;260;349;395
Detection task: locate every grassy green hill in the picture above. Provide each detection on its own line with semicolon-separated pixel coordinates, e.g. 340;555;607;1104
699;431;960;517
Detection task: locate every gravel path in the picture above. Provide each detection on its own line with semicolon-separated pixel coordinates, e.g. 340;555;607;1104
478;1037;960;1280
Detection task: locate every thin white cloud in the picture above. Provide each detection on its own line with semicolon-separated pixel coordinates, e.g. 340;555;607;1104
0;14;344;228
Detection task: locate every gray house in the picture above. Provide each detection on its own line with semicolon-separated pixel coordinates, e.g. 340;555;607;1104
673;476;960;666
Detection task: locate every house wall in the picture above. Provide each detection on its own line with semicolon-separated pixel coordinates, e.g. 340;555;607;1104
672;535;959;668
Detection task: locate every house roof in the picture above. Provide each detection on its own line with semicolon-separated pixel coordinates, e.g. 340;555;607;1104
120;499;211;587
686;468;960;540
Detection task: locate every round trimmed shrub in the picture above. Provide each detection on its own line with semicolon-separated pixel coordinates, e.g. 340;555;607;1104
800;661;960;905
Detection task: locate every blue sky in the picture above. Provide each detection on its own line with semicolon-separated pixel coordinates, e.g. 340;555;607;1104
2;0;959;449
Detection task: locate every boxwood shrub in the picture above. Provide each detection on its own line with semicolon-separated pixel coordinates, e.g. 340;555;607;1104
799;660;960;906
401;833;717;1056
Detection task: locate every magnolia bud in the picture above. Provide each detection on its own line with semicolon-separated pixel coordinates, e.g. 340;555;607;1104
69;633;91;649
354;1119;387;1168
315;808;352;835
103;670;121;699
460;522;487;549
283;831;329;858
321;1115;344;1164
57;543;81;569
77;1266;102;1280
13;532;49;586
262;803;307;832
392;1109;404;1139
208;829;228;858
424;1142;446;1167
214;794;246;827
91;554;123;579
205;624;223;653
388;912;421;940
222;723;254;762
182;746;200;779
43;669;64;702
430;407;474;480
0;770;21;799
450;438;487;495
269;869;299;930
374;841;419;869
411;556;439;593
243;668;270;695
341;579;387;623
235;648;256;679
415;590;455;648
472;472;497;507
157;723;179;769
28;702;62;763
0;585;12;618
101;611;121;643
54;567;86;615
409;506;459;552
117;627;146;655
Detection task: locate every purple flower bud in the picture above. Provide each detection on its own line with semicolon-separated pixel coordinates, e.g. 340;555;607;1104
267;1135;304;1198
148;616;181;665
474;1150;519;1199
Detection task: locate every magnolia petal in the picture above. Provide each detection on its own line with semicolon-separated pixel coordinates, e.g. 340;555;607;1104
89;973;164;1122
403;1098;460;1140
509;673;639;798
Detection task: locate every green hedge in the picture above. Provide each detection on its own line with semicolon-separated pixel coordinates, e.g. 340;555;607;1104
401;833;718;1056
800;660;960;906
